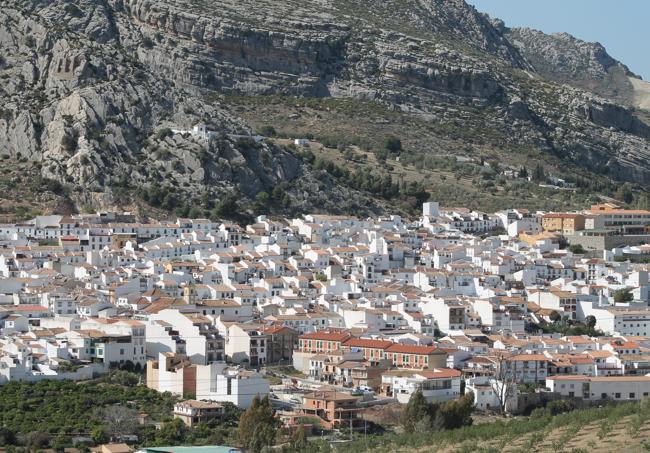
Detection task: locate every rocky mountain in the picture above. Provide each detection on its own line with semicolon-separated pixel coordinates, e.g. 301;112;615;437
496;22;650;110
0;0;648;218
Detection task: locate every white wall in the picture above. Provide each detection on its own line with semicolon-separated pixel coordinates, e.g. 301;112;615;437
195;363;269;408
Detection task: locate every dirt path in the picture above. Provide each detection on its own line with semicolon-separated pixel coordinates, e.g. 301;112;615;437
629;76;650;111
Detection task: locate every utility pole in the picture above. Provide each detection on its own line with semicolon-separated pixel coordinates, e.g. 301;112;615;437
350;407;353;442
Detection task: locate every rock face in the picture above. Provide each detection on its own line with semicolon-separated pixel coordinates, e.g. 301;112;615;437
500;24;639;105
0;0;385;214
0;0;648;213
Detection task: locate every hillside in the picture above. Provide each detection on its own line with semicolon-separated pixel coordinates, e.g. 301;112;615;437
339;400;650;453
0;0;649;218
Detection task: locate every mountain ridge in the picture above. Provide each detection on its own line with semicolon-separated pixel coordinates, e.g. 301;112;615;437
0;0;648;218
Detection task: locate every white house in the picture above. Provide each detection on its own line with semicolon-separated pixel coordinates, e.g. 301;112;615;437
546;375;650;401
195;362;269;408
380;368;462;403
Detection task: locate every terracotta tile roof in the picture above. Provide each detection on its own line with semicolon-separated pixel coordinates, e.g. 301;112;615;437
300;331;351;342
343;338;393;350
385;344;443;355
509;354;549;361
417;368;462;379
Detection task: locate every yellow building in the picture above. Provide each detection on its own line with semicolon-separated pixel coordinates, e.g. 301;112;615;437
541;213;585;234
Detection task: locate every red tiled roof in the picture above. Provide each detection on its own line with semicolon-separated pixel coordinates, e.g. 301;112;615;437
542;213;584;219
343;338;393;350
300;331;351;342
612;341;639;349
418;368;462;379
510;354;549;362
263;325;297;335
1;305;50;312
385;344;443;355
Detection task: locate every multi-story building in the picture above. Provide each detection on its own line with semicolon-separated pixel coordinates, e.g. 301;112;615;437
150;310;224;364
146;352;196;397
223;323;268;366
380;368;462;403
195;362;269;409
546;375;650;401
502;354;549;384
173;400;224;427
262;325;298;365
383;344;447;369
585;205;650;231
541;213;585;234
299;390;360;429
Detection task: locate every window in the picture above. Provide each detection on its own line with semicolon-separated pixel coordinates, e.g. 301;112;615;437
615;393;621;399
630;393;635;399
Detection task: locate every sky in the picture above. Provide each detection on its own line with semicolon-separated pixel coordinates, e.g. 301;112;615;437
466;0;649;80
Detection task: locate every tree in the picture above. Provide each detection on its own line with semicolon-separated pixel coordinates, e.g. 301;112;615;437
100;404;140;439
518;166;529;179
382;135;403;154
438;392;474;429
0;427;16;446
110;370;139;387
400;390;430;433
531;163;546;183
52;433;71;452
61;131;78;153
549;311;562;323
186;206;202;219
91;427;107;444
614;184;634;204
238;395;279;453
24;432;50;450
401;389;474;433
613;288;634;304
568;244;585;254
212;193;239;220
254;191;271;214
155;128;173;141
271;183;288;203
586;315;597;330
634;192;650;210
491;355;518;415
258;125;277;137
287;425;308;452
156;419;186;446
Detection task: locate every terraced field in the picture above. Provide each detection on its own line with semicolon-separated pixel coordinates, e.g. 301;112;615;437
340;400;650;453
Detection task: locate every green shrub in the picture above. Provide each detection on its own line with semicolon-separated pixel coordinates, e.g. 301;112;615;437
155;128;173;141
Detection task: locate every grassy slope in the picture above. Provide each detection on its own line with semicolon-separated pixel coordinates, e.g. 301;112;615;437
228;95;609;212
0;158;75;221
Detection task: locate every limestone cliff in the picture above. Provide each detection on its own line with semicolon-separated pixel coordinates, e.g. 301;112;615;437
0;0;648;215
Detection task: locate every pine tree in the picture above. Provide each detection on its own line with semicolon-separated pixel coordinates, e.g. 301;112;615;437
532;163;546;182
400;390;430;433
288;425;308;452
238;395;279;453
